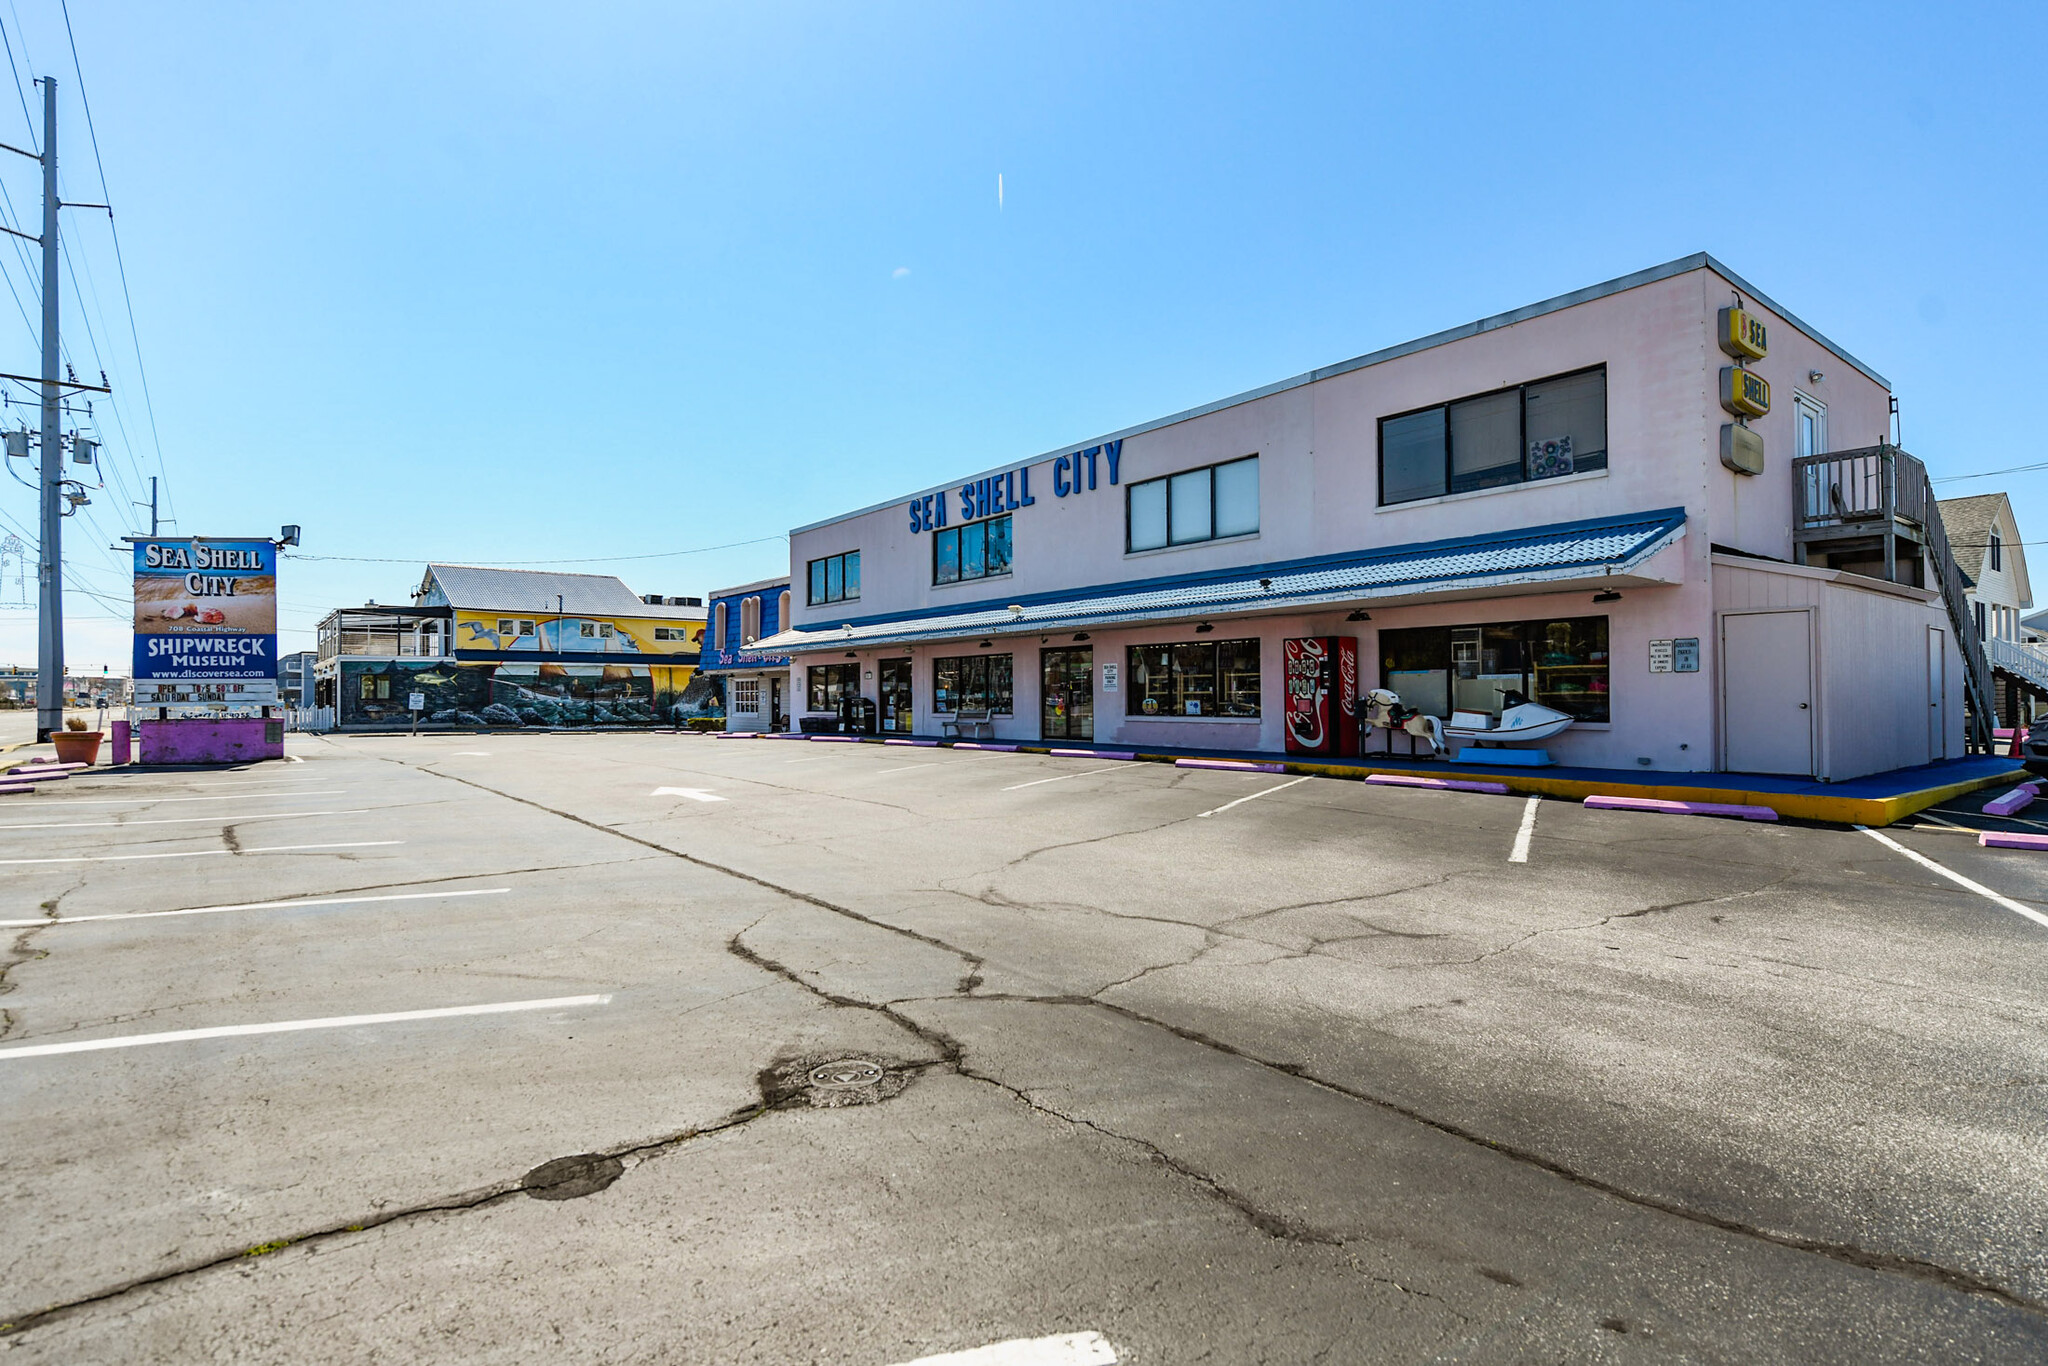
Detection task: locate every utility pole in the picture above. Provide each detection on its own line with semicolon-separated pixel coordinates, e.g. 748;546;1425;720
33;77;59;742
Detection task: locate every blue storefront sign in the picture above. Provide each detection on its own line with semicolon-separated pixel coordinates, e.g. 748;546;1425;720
908;439;1122;533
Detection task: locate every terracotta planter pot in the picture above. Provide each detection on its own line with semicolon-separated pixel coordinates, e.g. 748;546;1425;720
51;731;102;765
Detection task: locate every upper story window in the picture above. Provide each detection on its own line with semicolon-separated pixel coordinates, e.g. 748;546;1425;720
1127;455;1258;553
934;515;1011;585
495;618;536;637
1990;531;2003;573
808;551;860;605
741;595;760;643
713;601;728;647
579;622;615;639
652;626;694;642
1379;366;1607;506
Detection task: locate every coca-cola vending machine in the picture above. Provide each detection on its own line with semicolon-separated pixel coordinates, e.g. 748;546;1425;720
1283;636;1359;756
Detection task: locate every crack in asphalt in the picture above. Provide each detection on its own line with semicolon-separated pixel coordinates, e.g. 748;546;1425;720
0;879;78;1041
0;1092;786;1338
49;751;2022;1332
426;760;2048;1315
1392;874;1804;971
725;925;1463;1315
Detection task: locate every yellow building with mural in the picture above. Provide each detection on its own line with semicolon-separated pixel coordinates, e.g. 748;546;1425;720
417;565;706;726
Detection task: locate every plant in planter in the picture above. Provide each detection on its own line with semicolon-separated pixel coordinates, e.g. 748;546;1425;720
52;714;103;765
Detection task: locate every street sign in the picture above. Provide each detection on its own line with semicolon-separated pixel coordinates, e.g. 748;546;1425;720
408;691;425;712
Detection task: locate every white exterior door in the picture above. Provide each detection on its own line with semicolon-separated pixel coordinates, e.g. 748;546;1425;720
1926;626;1947;762
1722;611;1815;776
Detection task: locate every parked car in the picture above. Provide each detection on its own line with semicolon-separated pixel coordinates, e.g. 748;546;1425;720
2022;721;2048;773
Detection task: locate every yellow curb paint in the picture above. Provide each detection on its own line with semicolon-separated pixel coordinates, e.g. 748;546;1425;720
1268;759;2025;827
830;737;2019;826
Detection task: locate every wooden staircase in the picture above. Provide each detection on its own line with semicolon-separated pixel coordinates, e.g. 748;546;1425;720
1789;443;1997;751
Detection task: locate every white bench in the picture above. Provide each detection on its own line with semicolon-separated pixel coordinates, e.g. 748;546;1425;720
941;708;995;739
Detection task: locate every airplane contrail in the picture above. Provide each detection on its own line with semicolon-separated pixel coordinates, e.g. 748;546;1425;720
998;173;1004;210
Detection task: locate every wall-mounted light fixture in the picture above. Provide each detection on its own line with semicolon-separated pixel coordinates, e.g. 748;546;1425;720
1072;632;1090;642
978;639;992;648
1592;590;1622;604
1345;609;1371;622
844;651;857;659
1195;622;1214;634
1808;369;1824;385
1259;578;1272;591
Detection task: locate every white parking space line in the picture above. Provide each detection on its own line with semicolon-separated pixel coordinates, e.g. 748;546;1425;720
1002;765;1124;792
79;775;341;789
8;789;349;807
1196;775;1311;818
651;787;726;803
888;1332;1116;1366
0;807;371;831
875;763;933;775
1858;826;2048;931
0;993;612;1061
0;841;402;866
0;887;511;929
454;751;490;756
284;754;305;763
1509;795;1540;863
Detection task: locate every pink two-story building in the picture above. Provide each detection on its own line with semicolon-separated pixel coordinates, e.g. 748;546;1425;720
748;254;1974;781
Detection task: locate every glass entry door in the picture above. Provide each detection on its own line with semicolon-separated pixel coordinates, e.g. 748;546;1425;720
879;657;913;733
1040;648;1094;741
768;676;785;730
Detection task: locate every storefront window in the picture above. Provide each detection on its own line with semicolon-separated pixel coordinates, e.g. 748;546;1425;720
1127;639;1261;717
1378;616;1609;722
934;515;1012;585
932;654;1013;713
807;663;858;712
807;551;860;605
1379;366;1607;505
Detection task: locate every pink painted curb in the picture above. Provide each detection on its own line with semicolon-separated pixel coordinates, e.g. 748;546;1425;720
1982;785;2039;818
1367;774;1510;795
955;743;1020;751
1979;831;2048;850
9;762;86;774
1584;794;1777;821
1052;749;1136;760
809;735;863;743
3;769;72;783
884;738;939;746
1176;758;1286;773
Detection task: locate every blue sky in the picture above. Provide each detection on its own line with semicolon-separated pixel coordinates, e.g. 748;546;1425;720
0;0;2042;669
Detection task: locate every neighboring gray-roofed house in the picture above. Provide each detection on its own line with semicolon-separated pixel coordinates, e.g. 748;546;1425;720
1935;493;2031;643
416;565;664;616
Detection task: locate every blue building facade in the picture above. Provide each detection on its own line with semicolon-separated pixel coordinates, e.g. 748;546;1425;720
699;576;792;731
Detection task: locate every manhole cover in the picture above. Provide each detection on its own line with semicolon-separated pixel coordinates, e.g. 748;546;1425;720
808;1059;887;1090
771;1053;909;1108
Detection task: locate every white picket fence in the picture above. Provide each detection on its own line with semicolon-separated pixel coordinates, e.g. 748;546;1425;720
286;706;335;733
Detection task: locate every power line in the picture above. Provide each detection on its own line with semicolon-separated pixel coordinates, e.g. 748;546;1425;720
59;0;172;527
283;533;789;567
1932;461;2048;484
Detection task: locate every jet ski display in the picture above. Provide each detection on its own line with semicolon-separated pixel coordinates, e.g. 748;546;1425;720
1363;687;1574;764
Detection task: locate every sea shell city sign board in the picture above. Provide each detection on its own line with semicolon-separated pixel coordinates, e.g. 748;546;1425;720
131;538;278;690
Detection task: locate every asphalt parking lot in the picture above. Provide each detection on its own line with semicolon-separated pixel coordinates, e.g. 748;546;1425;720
1;729;2044;1364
